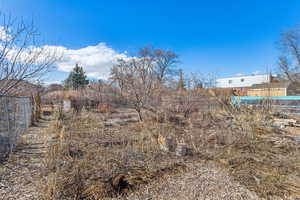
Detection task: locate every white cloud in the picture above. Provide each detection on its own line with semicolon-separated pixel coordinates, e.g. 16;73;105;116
0;26;128;80
51;43;128;80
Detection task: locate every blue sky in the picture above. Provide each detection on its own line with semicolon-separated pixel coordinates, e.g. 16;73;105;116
1;0;300;83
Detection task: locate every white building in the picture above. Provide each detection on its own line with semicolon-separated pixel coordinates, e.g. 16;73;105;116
216;74;272;88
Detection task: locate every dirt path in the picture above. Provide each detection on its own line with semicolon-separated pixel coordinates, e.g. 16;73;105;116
0;119;53;200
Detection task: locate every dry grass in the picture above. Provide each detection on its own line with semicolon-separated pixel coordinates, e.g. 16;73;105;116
40;109;188;200
38;102;300;200
139;103;300;199
184;106;300;199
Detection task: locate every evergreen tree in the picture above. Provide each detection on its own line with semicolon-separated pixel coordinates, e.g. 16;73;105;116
64;64;89;89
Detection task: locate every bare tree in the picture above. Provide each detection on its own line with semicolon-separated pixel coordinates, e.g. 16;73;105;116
87;79;118;105
278;56;294;81
112;58;156;120
0;14;60;95
277;26;300;81
110;47;178;121
188;72;216;89
152;48;178;83
188;72;203;89
110;63;126;96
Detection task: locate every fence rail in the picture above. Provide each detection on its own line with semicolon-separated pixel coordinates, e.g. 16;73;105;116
231;96;300;114
0;95;32;158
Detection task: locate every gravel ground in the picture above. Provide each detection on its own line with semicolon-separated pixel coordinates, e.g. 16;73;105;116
126;161;259;200
0;119;52;200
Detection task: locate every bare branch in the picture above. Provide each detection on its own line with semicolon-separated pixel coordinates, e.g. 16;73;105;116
110;46;178;120
0;14;61;95
277;26;300;81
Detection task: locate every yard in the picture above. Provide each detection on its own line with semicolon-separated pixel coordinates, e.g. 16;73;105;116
1;103;299;200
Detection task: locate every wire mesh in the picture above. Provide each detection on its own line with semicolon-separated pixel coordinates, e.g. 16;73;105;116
0;95;32;158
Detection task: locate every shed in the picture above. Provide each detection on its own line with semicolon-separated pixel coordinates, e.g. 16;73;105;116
247;81;300;96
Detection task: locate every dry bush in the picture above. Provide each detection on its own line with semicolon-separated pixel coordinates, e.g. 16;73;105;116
40;110;185;200
39;95;300;199
70;98;85;114
185;104;300;199
42;91;64;105
143;95;300;199
42;90;87;105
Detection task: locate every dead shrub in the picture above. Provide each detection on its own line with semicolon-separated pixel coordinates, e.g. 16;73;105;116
40;109;187;200
186;105;300;199
39;98;300;199
145;99;300;199
70;98;84;114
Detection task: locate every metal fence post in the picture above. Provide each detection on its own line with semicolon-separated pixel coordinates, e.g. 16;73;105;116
23;98;27;129
4;97;11;153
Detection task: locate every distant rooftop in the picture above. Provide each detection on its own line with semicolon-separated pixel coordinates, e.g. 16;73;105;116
216;74;272;88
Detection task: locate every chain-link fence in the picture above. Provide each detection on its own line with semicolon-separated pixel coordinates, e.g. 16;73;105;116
0;95;32;158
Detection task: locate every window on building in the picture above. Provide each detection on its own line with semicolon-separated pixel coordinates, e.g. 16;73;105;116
241;78;244;82
228;80;232;84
